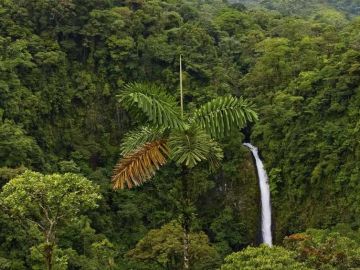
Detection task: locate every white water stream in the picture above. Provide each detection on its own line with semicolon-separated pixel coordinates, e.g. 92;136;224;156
243;143;273;246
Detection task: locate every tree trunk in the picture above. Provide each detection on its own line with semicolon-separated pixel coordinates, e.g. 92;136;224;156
44;228;55;270
181;166;190;270
44;243;53;270
183;224;190;270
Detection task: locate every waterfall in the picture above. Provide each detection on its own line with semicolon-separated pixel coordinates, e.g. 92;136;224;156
243;143;273;246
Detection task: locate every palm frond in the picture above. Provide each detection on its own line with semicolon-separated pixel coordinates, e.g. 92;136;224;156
192;96;258;138
207;140;224;172
168;127;222;168
120;126;165;156
118;83;185;130
112;140;169;189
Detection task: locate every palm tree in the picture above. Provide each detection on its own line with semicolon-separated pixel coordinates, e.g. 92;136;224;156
112;57;258;269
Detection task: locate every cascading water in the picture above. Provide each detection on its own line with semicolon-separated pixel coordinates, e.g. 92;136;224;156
243;143;273;246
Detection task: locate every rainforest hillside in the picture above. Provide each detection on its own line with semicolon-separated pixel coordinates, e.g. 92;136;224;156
0;0;359;269
230;0;360;16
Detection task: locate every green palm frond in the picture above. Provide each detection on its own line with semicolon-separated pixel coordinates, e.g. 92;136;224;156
168;126;222;168
120;126;166;156
118;83;185;130
207;140;224;172
112;140;169;189
192;96;258;138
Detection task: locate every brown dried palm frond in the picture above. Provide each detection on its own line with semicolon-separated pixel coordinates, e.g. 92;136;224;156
112;140;169;189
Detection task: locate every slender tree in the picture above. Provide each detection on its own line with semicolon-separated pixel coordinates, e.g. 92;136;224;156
112;57;257;269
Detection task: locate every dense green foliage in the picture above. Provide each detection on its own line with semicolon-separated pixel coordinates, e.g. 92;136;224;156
232;0;360;16
284;225;360;269
221;245;312;270
0;0;359;268
222;226;360;269
126;221;221;270
0;171;103;269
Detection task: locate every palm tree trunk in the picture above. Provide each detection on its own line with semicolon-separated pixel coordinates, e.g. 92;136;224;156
183;225;190;270
181;166;190;270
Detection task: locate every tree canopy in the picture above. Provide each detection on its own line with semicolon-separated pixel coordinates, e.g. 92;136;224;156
0;0;359;268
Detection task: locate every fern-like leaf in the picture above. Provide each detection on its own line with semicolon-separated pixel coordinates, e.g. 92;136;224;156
207;140;224;172
120;126;165;156
112;140;169;189
118;83;185;130
168;127;222;168
192;96;258;138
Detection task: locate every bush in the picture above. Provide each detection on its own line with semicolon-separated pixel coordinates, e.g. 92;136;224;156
221;245;312;270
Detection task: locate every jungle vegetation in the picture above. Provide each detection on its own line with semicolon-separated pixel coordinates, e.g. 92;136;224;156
0;0;359;269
